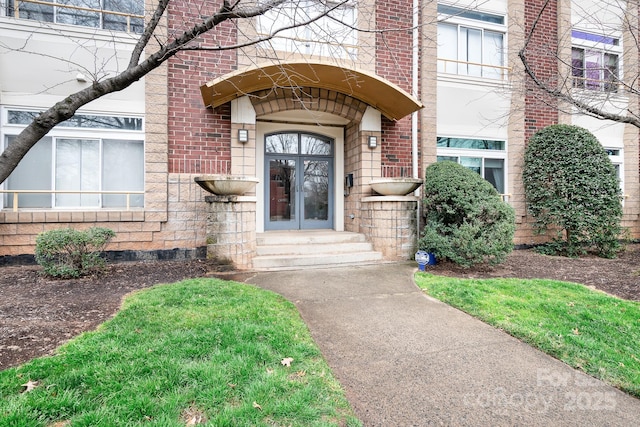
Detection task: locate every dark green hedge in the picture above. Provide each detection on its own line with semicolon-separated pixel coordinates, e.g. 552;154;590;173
523;124;622;258
419;161;515;267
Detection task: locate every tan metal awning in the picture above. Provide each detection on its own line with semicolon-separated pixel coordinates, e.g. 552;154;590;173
200;61;423;121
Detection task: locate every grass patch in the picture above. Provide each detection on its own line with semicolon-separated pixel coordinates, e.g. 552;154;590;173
414;273;640;398
0;279;361;426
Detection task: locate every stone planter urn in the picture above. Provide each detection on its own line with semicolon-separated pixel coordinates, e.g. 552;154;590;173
369;178;423;196
194;175;259;196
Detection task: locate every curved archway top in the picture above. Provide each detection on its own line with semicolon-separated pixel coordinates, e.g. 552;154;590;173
200;61;423;121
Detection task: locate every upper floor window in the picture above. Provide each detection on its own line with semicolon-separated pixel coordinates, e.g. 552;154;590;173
571;30;620;92
5;0;144;33
437;4;507;80
2;109;144;210
258;0;357;59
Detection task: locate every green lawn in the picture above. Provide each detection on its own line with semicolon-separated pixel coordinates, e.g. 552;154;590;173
0;279;361;426
415;273;640;398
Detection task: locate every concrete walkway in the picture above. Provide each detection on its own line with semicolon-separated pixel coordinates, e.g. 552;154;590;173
245;262;640;426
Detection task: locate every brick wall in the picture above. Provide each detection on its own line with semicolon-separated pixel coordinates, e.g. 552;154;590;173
376;0;416;177
375;1;413;93
523;0;559;142
381;117;414;177
167;0;237;174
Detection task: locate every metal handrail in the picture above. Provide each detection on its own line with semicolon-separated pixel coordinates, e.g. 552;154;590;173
14;0;145;33
437;57;510;80
0;189;144;212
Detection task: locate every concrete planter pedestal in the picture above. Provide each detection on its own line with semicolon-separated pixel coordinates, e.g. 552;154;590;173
205;195;256;270
360;196;418;261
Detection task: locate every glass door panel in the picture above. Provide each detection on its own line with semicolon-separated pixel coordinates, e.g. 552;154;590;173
268;158;297;228
265;132;333;230
302;159;330;227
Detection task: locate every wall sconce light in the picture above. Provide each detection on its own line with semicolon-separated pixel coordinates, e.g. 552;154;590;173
238;129;249;143
368;136;377;149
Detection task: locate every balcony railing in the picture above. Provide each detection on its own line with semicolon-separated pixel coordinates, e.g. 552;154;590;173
437;58;510;81
572;75;619;93
12;0;144;33
0;189;145;212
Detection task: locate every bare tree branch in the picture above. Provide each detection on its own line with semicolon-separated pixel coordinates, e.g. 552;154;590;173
129;0;170;68
0;0;345;184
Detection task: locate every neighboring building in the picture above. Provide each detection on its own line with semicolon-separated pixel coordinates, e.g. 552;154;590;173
1;0;638;268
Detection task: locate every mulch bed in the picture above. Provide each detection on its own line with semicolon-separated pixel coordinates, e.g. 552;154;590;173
1;247;639;371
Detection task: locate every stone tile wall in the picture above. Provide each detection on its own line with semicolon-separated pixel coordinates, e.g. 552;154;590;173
205;196;257;270
360;196;418;260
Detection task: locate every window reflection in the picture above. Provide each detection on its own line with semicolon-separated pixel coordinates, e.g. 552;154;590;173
266;133;332;155
266;133;299;154
258;0;356;59
302;135;331;155
269;159;296;221
8;110;143;130
57;0;100;28
10;0;144;33
303;160;329;220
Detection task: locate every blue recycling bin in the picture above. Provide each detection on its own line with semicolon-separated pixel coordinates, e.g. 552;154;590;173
415;250;436;271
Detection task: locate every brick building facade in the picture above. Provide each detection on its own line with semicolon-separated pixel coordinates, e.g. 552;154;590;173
1;0;638;267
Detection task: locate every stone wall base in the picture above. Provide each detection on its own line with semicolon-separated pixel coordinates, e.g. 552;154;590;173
0;247;207;267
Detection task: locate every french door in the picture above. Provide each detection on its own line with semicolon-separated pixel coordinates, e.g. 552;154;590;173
265;132;334;230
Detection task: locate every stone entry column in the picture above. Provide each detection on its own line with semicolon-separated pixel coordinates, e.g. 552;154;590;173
205;195;256;270
361;196;418;261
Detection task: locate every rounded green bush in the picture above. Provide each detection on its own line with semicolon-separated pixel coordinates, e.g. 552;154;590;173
523;124;622;258
419;161;515;267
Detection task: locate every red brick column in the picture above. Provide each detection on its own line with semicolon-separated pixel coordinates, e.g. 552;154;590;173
376;0;417;177
167;0;238;174
523;0;560;142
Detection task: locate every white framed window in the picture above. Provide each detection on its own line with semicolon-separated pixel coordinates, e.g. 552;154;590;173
4;0;144;33
604;147;624;193
257;0;357;59
571;30;621;92
437;3;507;80
1;109;144;210
436;137;506;194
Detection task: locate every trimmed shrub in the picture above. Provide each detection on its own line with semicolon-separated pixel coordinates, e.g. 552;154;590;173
419;161;515;267
35;227;116;278
523;124;623;258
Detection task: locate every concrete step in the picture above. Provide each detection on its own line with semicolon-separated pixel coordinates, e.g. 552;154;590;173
252;251;384;270
256;241;374;256
256;230;368;246
253;231;383;271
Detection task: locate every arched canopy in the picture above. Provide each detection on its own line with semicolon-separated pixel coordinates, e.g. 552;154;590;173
200;61;423;121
